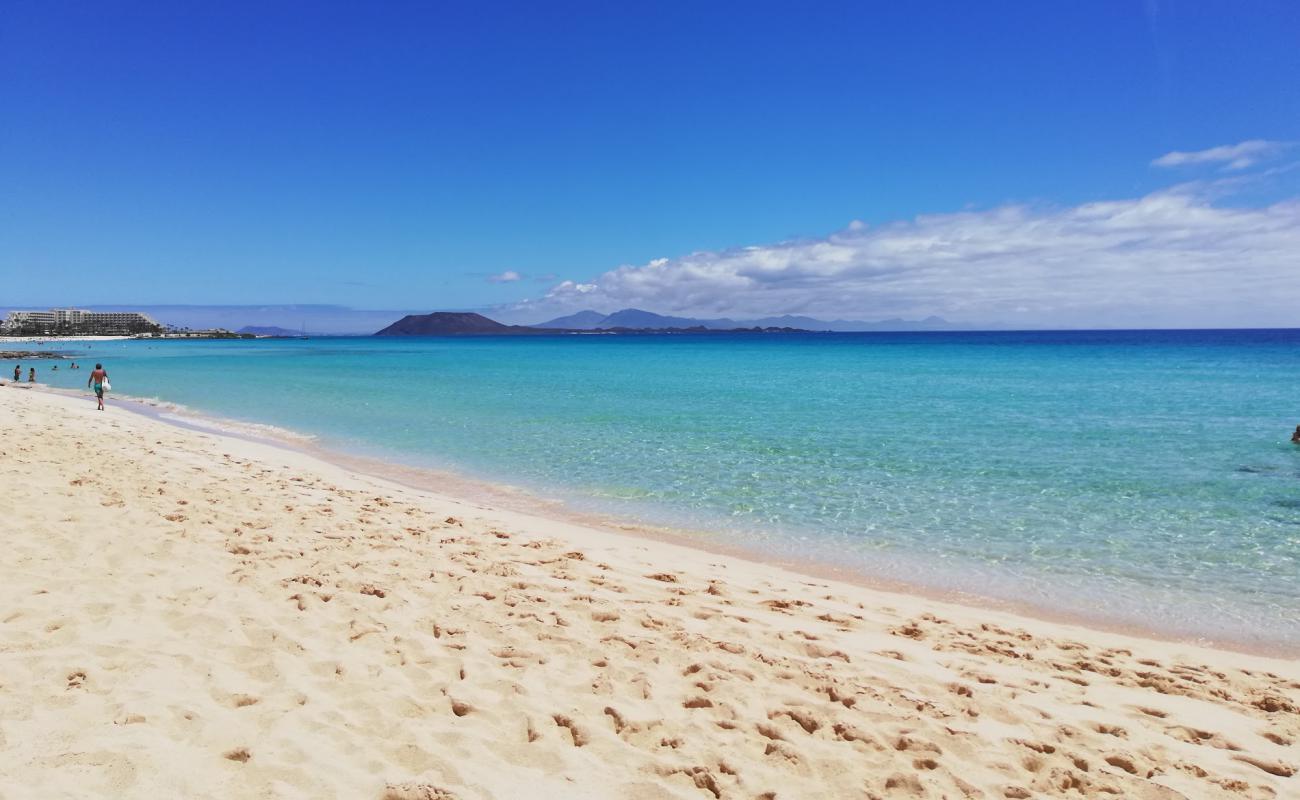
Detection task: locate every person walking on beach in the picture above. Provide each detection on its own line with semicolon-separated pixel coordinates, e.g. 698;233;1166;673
88;363;109;411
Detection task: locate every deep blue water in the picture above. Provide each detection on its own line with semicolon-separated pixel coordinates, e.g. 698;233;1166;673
24;330;1300;648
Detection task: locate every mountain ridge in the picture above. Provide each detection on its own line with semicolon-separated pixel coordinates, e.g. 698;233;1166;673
237;325;304;336
532;308;962;332
373;311;812;336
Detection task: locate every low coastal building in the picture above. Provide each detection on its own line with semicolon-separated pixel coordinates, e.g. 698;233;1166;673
1;308;163;336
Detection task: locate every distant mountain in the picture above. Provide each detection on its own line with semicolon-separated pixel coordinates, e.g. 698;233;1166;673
377;308;967;337
237;325;302;336
375;310;818;336
598;308;733;329
532;308;963;332
533;310;609;330
374;312;553;336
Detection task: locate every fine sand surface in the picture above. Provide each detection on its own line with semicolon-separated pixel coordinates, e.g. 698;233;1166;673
1;389;1297;799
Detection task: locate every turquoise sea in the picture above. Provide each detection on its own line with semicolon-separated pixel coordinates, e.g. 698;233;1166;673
25;330;1300;650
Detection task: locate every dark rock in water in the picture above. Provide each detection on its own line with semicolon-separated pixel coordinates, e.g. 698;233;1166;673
1236;465;1279;474
1269;498;1300;509
1;351;67;360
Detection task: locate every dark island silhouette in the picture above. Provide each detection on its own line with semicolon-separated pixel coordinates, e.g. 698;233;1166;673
373;311;807;336
375;312;554;336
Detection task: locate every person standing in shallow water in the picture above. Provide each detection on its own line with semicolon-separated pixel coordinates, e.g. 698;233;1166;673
28;367;35;383
88;363;109;411
12;364;19;382
1292;425;1300;444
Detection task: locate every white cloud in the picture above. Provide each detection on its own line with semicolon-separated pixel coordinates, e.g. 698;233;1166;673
1152;139;1290;171
487;270;522;283
507;182;1300;328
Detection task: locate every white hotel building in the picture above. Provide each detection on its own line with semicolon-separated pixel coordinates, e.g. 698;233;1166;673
2;308;163;336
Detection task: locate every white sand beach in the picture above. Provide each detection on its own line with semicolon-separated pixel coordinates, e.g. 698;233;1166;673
0;388;1296;799
0;336;133;343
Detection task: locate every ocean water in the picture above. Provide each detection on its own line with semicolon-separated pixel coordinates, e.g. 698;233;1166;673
24;330;1300;649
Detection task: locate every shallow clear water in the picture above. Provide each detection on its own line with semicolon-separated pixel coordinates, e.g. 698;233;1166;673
25;331;1300;648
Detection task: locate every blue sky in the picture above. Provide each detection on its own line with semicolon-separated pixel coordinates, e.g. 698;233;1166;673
2;1;1298;327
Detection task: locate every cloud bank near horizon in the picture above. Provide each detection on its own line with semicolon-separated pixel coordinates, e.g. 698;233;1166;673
504;149;1299;328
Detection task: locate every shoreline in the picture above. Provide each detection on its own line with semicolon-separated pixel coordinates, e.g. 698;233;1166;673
0;335;133;343
51;383;1299;660
3;386;1297;798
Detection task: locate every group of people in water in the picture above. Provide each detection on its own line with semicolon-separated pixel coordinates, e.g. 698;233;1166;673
8;361;110;410
10;361;84;382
